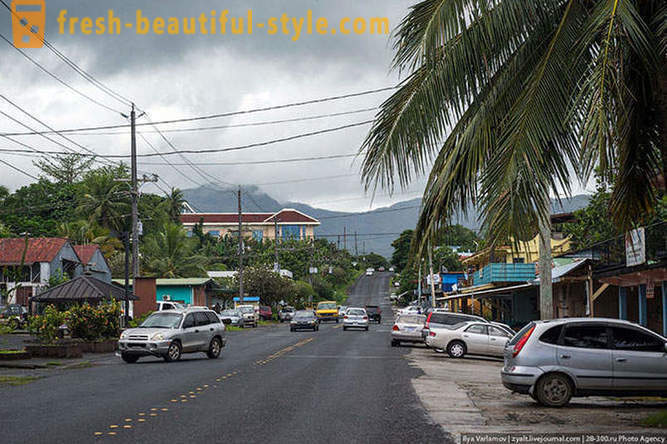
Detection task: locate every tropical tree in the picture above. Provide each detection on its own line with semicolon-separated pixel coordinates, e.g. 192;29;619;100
391;229;414;272
362;0;665;317
33;153;94;184
161;188;185;223
77;166;131;232
142;222;207;278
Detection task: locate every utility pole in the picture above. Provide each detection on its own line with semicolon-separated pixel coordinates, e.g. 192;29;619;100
538;212;553;319
362;241;366;255
274;216;280;272
417;259;422;304
123;232;130;326
428;244;436;309
343;226;347;252
337;235;340;250
130;104;139;279
354;231;358;256
237;186;244;304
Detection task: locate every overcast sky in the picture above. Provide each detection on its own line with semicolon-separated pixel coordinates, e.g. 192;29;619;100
0;0;593;212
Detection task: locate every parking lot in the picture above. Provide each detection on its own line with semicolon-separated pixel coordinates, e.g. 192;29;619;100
406;344;667;438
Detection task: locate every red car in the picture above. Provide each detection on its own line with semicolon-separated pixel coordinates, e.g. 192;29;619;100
258;305;273;321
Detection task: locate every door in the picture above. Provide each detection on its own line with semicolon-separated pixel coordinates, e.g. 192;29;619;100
558;324;613;390
462;324;489;354
193;312;211;351
180;314;198;352
487;326;511;356
610;326;667;392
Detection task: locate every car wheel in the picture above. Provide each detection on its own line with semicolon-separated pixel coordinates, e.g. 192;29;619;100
290;327;295;332
391;339;399;347
206;337;222;359
164;341;182;362
336;319;339;324
121;353;139;363
280;319;284;323
343;326;348;331
365;327;369;331
446;341;466;358
535;373;573;407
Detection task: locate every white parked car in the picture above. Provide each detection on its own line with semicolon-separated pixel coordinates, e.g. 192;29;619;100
365;268;374;276
398;306;421;316
425;321;514;358
236;305;258;328
343;308;369;331
156;301;185;311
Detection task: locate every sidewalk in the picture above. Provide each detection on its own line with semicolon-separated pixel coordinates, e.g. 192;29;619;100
407;346;667;438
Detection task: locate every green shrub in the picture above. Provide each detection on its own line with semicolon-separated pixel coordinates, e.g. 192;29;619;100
30;300;121;343
29;305;66;343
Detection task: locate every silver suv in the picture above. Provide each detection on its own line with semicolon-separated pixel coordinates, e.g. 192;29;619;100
118;308;226;363
501;318;667;406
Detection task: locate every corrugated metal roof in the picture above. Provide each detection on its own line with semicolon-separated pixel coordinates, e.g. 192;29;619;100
180;208;319;225
73;245;99;265
33;275;138;302
0;238;70;265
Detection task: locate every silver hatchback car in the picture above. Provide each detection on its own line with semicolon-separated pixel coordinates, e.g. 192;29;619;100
501;318;667;406
118;308;227;363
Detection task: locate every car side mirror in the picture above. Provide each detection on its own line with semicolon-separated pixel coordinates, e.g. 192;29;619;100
221;318;232;325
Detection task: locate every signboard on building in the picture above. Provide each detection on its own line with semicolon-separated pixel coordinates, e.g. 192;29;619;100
625;227;646;267
426;273;441;285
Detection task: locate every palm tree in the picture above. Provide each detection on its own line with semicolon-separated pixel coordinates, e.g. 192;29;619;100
362;0;665;317
142;222;207;278
77;168;130;232
57;220;123;256
161;188;185;223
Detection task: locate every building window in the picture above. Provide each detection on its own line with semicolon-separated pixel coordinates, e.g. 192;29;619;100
186;230;193;237
512;257;525;264
282;225;301;240
253;230;263;242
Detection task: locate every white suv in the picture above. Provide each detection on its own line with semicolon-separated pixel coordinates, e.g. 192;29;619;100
236;305;258;328
118;308;226;363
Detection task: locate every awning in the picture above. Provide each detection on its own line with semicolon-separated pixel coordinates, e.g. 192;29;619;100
438;283;532;301
233;296;260;302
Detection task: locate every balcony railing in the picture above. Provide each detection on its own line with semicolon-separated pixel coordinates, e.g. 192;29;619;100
472;263;536;286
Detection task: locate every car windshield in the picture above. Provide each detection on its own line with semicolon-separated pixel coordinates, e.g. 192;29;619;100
318;302;336;310
294;312;313;320
366;306;379;312
282;307;295;312
140;312;182;329
237;307;254;314
348;309;365;316
221;310;238;316
398;315;425;324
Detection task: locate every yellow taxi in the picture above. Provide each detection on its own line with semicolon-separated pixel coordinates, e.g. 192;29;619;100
315;301;339;323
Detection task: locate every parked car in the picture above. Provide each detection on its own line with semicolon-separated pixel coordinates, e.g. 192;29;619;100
118;308;226;363
279;306;296;323
425;321;513;358
343;308;369;331
365;305;382;323
290;311;319;332
258;305;273;321
0;304;28;329
365;268;374;276
218;309;243;327
156;301;185;311
315;301;339;323
378;267;385;272
398;306;421;316
421;310;489;341
501;318;667;407
389;267;395;272
392;314;426;347
236;305;258;328
338;306;348;318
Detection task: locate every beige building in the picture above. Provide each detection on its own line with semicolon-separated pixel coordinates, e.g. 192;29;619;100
180;209;319;241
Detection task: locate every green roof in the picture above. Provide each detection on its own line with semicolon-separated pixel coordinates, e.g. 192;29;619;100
113;278;212;287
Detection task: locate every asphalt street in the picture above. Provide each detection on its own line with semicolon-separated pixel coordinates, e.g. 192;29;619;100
1;272;450;444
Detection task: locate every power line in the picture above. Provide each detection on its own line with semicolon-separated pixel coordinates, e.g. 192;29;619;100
0;157;38;180
0;33;121;115
0;88;393;137
318;205;422;220
54;107;378;137
252;174;357;187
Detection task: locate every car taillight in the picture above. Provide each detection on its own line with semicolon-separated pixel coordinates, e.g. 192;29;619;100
429;331;436;337
392;325;399;331
363;316;368;320
512;325;535;357
344;315;348;319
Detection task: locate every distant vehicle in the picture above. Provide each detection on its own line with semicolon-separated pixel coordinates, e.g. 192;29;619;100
218;309;243;327
378;267;385;272
118;308;226;363
278;306;296;323
425;321;513;358
393;282;400;288
258;305;273;321
392;314;426;347
0;304;28;329
338;306;348;318
389;267;395;272
315;301;339;323
156;301;185;311
502;318;667;407
290;311;319;332
343;307;369;331
236;305;258;328
364;305;382;323
398;306;421;316
365;269;374;276
421;310;489;342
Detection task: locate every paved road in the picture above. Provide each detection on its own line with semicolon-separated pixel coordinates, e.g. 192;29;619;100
1;272;449;443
